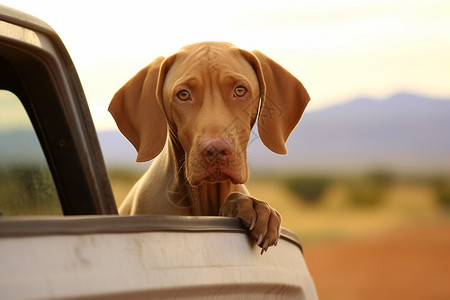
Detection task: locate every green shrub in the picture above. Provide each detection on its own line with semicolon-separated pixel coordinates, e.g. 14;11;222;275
282;175;331;205
430;176;450;210
346;171;395;207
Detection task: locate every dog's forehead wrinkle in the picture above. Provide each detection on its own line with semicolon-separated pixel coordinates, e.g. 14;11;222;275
176;43;247;74
179;42;236;57
170;63;254;92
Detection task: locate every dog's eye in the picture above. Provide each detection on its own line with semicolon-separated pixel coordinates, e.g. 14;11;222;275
233;86;247;97
177;90;191;101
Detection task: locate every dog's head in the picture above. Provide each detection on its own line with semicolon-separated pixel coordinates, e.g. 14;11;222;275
109;42;310;186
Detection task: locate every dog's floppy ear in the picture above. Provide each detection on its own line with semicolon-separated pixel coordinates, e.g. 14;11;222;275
108;55;175;162
241;50;310;154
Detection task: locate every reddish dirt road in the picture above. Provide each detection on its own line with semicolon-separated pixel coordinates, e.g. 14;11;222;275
304;220;450;300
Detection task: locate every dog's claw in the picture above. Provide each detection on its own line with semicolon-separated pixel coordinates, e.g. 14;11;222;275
249;219;256;231
256;233;262;245
261;239;270;254
260;245;267;255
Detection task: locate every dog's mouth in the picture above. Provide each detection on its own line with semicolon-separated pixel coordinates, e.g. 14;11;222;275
189;167;239;186
187;162;246;186
204;167;238;184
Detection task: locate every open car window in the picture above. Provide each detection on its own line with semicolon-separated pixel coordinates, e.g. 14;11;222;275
0;90;62;215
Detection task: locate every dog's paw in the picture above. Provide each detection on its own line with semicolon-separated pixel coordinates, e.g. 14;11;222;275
219;192;281;254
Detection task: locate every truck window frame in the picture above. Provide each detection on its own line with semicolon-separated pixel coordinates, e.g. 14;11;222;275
0;7;117;215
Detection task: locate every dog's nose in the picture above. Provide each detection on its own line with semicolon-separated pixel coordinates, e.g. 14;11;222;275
200;138;233;164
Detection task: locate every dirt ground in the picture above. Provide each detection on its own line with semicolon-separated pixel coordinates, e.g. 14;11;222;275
304;220;450;300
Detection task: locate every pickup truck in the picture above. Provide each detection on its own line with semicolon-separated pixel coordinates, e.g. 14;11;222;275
0;5;318;299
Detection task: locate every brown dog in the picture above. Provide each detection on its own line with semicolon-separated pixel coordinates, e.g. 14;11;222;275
109;42;310;253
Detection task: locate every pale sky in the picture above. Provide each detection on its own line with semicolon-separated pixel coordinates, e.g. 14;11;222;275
3;0;450;130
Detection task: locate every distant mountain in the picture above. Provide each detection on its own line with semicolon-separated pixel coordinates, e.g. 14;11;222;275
98;93;450;173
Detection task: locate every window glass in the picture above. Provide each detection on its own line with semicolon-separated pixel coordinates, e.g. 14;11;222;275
0;90;62;215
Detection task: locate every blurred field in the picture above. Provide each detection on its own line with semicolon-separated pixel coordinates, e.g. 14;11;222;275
109;169;450;300
305;220;450;300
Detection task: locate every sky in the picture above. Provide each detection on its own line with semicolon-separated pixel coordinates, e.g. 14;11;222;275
3;0;450;130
